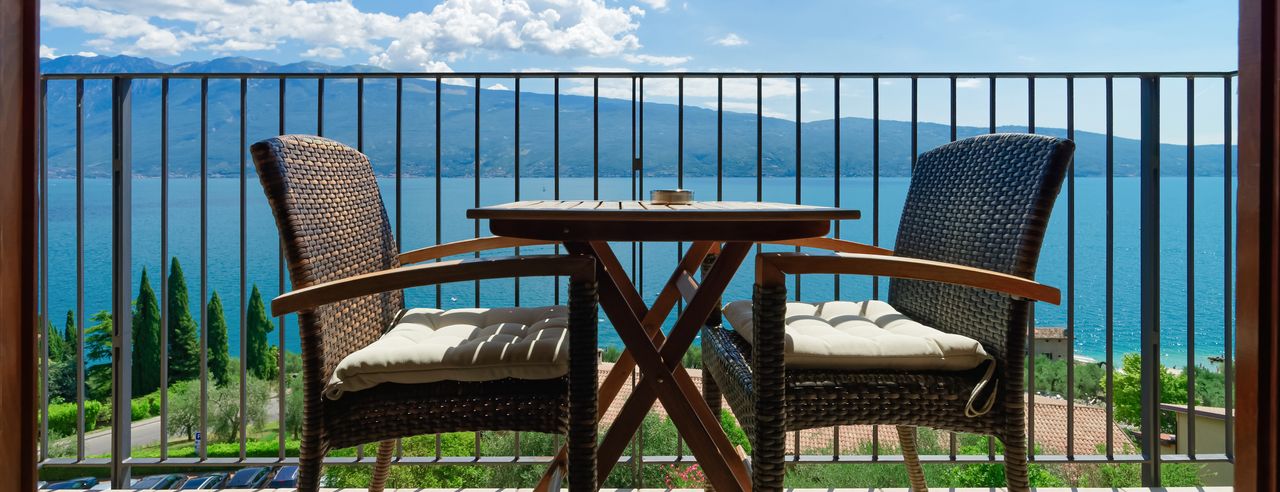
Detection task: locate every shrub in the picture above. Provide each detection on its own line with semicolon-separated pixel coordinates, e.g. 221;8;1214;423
46;400;104;438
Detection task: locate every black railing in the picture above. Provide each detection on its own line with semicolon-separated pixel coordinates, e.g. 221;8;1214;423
35;70;1238;489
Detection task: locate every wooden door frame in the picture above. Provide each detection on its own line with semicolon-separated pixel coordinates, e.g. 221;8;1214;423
0;0;40;490
1236;1;1279;491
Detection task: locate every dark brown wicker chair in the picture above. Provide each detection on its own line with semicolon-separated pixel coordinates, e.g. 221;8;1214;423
251;135;598;492
701;133;1074;491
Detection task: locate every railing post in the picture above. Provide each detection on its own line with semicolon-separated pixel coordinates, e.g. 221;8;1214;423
110;76;133;488
1139;75;1162;486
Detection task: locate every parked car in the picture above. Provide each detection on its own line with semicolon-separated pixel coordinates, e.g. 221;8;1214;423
265;466;298;488
44;477;98;489
224;467;271;488
177;472;227;490
131;473;186;490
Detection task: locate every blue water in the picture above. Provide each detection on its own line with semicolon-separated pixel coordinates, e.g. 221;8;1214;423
44;176;1236;367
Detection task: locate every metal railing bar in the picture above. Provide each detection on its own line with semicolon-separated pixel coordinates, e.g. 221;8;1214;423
514;78;521;306
1066;76;1076;459
1138;74;1162;487
755;76;762;262
159;76;170;460
1026;76;1036;462
833;76;841;299
277;76;287;461
872;77;880;301
595;77;600;200
554;77;561;305
474;76;481;309
110;75;135;487
678;76;684;190
717;77;724;201
396;78;403;248
238;77;248;460
198;76;209;461
987;75;997;459
1105;76;1116;460
40;70;1240;80
39;77;49;462
1186;76;1197;459
317;78;324;137
1223;75;1234;460
75;77;85;462
795;76;802;301
950;77;957;141
435;76;442;309
989;76;997;134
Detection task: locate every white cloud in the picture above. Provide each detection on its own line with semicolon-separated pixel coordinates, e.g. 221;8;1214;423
956;78;982;89
487;82;510;90
302;46;346;59
634;0;667;12
40;45;57;58
77;51;99;57
42;0;644;70
622;53;690;66
713;33;747;47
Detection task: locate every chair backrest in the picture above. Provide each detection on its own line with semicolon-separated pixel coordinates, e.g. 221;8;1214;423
251;135;403;380
888;133;1074;360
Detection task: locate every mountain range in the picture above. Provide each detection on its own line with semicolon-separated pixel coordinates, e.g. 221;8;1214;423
41;55;1235;178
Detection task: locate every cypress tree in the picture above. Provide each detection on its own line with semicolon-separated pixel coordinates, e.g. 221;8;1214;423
207;291;231;387
63;310;77;362
132;268;162;396
166;258;201;382
85;311;113;402
47;319;67;364
245;285;276;380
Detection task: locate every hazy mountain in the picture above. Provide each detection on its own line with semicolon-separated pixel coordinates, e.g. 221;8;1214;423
41;55;1236;178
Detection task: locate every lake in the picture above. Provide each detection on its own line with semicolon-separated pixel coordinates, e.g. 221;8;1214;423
43;176;1237;367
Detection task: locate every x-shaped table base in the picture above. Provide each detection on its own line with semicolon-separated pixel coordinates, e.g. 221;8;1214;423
536;240;754;492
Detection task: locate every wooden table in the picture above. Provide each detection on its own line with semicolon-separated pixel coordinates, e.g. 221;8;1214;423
469;200;861;491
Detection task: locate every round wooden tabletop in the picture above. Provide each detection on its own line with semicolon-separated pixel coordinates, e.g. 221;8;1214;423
470;200;861;242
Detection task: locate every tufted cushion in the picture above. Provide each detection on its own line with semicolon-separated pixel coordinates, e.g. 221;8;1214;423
723;300;989;371
324;306;571;399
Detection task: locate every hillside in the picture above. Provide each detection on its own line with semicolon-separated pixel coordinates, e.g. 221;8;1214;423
41;55;1236;178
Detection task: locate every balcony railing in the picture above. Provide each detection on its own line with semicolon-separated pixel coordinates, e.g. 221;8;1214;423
34;69;1238;489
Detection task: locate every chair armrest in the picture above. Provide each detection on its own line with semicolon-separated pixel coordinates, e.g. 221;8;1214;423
763;237;895;256
273;255;595;316
757;252;1060;304
398;236;558;264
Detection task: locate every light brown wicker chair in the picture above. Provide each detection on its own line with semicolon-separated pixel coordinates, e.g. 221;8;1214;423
702;133;1074;491
252;135;598;492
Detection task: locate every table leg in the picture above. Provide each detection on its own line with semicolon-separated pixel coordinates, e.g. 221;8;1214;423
575;241;755;491
534;241;716;492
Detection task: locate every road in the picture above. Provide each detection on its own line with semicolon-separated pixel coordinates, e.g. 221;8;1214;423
61;396;281;456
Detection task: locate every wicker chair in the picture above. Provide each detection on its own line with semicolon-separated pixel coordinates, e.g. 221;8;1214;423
701;133;1074;491
251;135;599;492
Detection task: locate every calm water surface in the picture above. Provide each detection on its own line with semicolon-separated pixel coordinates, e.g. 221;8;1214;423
44;176;1237;367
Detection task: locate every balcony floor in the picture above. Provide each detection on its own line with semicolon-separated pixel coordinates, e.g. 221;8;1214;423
51;488;1234;491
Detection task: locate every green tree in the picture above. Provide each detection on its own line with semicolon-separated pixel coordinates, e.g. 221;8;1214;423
48;310;81;402
84;311;114;402
207;291;231;387
47;319;68;364
1112;353;1187;432
167;258;201;382
245;285;276;380
131;268;162;396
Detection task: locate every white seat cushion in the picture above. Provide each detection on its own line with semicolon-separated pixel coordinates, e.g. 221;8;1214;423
722;300;989;371
324;306;571;399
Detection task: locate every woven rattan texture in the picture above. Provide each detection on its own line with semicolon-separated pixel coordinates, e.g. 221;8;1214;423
252;135;598;492
703;134;1074;492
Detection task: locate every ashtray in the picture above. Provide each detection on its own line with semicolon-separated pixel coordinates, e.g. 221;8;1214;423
650;189;694;205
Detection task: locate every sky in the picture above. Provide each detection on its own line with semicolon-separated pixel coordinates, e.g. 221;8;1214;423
38;0;1239;142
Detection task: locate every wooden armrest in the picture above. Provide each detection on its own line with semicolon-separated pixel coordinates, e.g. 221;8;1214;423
757;252;1060;304
764;237;894;256
273;255;594;316
398;236;558;264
